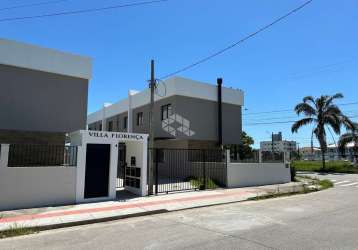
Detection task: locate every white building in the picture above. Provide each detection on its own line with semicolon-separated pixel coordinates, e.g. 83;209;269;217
260;132;297;153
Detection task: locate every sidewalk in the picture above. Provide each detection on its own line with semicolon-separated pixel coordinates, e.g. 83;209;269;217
0;182;304;232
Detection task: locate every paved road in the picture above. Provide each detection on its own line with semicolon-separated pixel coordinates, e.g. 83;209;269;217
1;174;358;250
298;172;358;188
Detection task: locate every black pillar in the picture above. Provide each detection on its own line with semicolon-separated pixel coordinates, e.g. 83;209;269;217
217;78;223;147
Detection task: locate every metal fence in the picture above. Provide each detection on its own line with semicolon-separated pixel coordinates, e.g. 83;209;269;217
8;144;77;167
152;148;227;194
261;151;284;163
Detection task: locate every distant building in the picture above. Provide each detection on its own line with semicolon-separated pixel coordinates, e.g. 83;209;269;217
301;147;321;161
260;132;297;153
327;143;357;162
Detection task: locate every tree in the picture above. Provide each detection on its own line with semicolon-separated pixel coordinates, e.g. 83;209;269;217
338;123;358;163
291;93;353;170
238;131;254;160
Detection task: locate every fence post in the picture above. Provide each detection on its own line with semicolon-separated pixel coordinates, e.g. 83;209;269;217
0;144;9;168
202;150;206;190
226;149;230;164
259;149;262;163
155;149;159;195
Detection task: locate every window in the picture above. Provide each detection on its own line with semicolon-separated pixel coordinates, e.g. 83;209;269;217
137;112;144;126
108;121;113;131
123;117;128;130
99;123;102;131
161;104;172;120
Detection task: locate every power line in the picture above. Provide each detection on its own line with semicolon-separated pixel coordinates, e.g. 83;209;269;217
0;0;69;12
0;0;168;23
243;102;358;116
159;0;313;79
244;115;358;126
245;110;358;123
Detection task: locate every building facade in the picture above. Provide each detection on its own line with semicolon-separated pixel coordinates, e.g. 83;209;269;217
260;132;297;153
0;39;92;144
87;77;244;149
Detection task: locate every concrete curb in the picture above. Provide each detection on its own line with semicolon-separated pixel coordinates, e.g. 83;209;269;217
0;183;308;236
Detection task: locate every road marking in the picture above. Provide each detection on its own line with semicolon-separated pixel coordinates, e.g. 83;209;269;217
340;182;358;187
334;181;350;185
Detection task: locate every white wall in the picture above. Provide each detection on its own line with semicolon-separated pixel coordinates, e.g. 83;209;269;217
0;145;77;211
227;162;291;188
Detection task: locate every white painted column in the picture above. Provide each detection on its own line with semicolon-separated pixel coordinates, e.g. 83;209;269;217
141;140;148;196
0;144;9;168
226;149;231;164
101;104;106;131
128;90;139;133
128;90;133;133
75;145;86;202
101;103;112;131
108;144;119;200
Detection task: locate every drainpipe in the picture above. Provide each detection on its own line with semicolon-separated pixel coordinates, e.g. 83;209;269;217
217;78;223;148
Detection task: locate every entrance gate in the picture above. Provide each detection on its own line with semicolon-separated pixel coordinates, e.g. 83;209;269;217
152;148;227;194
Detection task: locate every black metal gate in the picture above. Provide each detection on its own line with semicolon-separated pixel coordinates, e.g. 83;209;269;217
152;148;227;194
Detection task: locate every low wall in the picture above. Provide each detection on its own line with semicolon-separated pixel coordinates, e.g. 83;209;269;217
0;145;77;211
227;162;291;188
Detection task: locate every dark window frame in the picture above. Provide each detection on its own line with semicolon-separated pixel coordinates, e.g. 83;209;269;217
108;121;113;131
137;112;144;126
161;104;172;121
123;116;128;130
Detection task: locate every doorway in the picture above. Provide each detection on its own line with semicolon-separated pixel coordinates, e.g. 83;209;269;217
84;144;111;199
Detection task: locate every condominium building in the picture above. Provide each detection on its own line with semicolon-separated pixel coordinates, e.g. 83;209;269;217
87;77;244;149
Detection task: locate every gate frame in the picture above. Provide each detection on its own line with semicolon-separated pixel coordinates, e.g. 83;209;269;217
153;148;228;195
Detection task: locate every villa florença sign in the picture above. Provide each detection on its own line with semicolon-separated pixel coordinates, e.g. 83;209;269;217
88;131;145;141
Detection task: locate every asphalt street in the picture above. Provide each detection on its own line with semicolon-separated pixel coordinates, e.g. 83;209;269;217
0;173;357;250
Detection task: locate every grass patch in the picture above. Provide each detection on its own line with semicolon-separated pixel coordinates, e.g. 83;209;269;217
319;179;334;190
189;177;219;190
292;160;358;174
249;177;334;201
247;190;311;201
0;224;38;239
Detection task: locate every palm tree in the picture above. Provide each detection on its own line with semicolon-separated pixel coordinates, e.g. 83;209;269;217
291;93;353;170
338;123;358;164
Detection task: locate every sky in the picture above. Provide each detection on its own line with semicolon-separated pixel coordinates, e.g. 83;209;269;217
1;0;357;148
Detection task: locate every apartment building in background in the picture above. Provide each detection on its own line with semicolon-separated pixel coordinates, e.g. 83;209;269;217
0;39;92;144
87;77;244;149
260;132;297;153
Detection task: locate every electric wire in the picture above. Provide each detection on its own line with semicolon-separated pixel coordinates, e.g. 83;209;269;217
159;0;313;79
0;0;69;12
0;0;168;23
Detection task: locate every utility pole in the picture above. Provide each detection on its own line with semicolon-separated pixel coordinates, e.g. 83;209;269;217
148;59;155;195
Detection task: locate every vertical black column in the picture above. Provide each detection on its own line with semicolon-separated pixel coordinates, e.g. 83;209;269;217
217;78;223;147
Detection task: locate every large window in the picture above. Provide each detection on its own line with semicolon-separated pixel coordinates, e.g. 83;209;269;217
161;104;172;120
123;116;128;130
137;112;144;126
